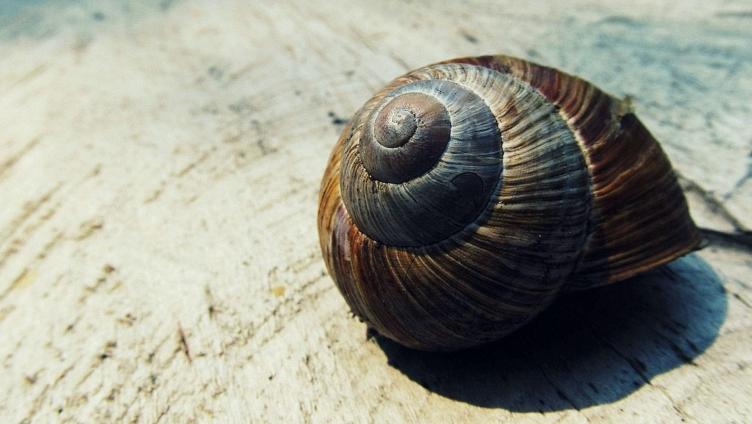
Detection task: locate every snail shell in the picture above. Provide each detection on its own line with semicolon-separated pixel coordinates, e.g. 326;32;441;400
317;55;700;351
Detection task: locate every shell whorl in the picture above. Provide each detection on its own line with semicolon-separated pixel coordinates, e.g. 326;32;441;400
328;63;593;348
341;77;503;247
318;55;701;351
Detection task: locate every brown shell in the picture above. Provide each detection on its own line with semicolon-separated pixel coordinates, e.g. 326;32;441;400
317;55;701;351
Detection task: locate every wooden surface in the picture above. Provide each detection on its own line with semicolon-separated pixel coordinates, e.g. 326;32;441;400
0;1;750;422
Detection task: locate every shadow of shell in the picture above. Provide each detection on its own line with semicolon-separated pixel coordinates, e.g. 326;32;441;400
375;253;726;411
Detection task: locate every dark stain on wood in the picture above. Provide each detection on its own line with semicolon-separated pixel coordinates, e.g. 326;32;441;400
328;111;348;126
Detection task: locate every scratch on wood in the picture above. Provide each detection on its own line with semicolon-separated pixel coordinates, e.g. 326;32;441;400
226;62;257;84
0;269;36;301
155;404;172;423
0;304;16;323
144;185;165;203
35;232;64;261
176;151;210;177
53;364;75;386
88;164;102;177
78;263;117;303
10;65;49;89
0;215;63;272
0;183;60;244
74;218;105;240
177;323;192;363
388;52;411;71
678;172;748;232
732;292;752;309
348;25;378;53
0;137;41;181
145;333;173;364
459;29;479;44
22;382;51;423
538;364;582;411
204;285;219;318
587;323;653;383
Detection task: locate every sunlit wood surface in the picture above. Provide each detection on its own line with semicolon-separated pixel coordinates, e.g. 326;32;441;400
0;1;750;422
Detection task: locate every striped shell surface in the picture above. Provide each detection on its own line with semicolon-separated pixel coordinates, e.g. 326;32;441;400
317;55;700;351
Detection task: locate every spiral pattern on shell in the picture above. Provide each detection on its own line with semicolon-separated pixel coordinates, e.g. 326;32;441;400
318;55;700;351
343;77;506;247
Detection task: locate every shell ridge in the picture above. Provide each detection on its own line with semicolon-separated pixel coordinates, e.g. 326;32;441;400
319;55;700;350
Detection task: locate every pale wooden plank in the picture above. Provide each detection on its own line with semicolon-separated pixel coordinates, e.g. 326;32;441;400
0;1;749;422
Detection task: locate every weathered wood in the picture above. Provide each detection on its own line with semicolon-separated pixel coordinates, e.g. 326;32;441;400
0;0;749;422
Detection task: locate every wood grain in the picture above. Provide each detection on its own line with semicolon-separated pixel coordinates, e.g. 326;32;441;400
0;0;750;422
